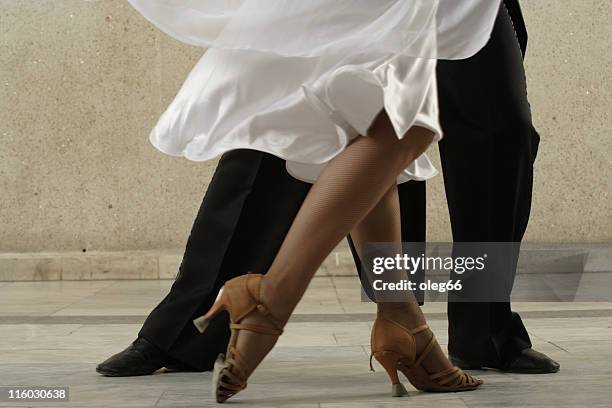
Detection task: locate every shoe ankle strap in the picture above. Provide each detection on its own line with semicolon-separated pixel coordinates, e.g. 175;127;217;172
377;317;430;335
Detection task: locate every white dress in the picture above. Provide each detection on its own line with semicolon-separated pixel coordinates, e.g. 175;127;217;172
128;0;501;183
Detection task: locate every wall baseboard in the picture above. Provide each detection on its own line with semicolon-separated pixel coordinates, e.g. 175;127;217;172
0;243;610;282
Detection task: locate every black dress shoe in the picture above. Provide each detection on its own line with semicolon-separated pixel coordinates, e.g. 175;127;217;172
96;337;187;377
451;348;560;374
502;348;560;374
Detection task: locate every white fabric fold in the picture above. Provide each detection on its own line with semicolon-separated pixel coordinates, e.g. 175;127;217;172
128;0;500;60
129;0;502;183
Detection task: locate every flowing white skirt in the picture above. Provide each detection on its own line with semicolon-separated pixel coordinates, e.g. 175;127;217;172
128;0;501;182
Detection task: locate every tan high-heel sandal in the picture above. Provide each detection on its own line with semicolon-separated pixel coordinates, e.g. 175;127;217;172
193;274;283;403
370;316;483;396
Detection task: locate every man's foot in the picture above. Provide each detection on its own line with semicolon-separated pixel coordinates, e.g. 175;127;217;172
96;338;189;377
450;348;560;374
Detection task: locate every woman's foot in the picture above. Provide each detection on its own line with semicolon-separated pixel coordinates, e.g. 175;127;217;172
371;305;483;395
194;274;287;403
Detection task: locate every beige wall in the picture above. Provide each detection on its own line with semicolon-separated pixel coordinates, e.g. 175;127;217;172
1;0;610;254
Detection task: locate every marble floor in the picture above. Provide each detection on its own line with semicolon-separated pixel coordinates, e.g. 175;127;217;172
0;278;611;407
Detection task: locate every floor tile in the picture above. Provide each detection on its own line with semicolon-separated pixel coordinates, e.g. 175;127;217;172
0;279;610;407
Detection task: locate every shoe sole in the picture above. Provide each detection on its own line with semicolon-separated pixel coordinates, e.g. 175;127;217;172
95;367;158;377
500;366;560;374
450;357;560;374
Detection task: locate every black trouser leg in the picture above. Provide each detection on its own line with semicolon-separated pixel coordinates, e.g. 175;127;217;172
438;4;537;366
139;150;310;370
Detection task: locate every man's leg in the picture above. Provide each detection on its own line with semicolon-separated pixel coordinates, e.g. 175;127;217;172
437;4;556;372
97;150;310;375
157;152;311;370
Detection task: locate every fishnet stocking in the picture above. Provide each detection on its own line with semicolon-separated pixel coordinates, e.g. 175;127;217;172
234;111;435;379
265;112;434;320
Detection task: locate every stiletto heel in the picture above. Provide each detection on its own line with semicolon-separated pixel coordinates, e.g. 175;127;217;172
193;289;227;333
372;351;409;397
194;274;284;403
371;316;483;394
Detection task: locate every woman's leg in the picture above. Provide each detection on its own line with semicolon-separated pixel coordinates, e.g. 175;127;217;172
233;111;435;377
267;114;433;314
349;185;464;376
